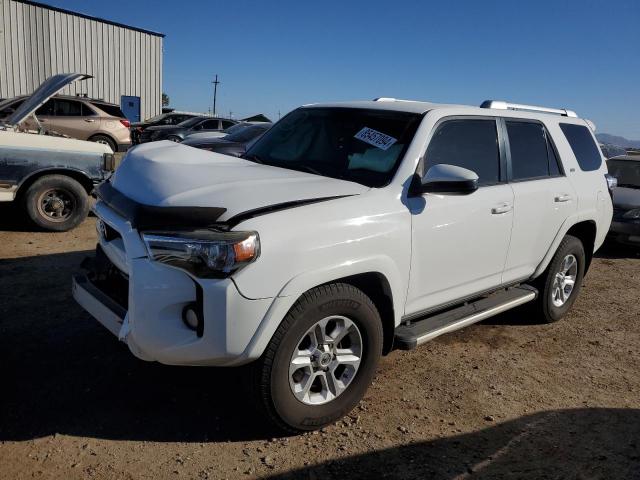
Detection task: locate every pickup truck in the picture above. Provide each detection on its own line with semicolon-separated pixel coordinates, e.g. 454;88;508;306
73;98;614;432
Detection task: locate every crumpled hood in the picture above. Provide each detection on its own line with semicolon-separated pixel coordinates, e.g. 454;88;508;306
110;141;368;221
613;186;640;210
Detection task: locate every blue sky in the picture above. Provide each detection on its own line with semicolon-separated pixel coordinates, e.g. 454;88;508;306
46;0;640;138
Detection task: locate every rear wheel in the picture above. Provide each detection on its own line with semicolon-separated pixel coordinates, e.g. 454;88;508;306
533;235;585;323
23;175;89;232
89;134;116;152
252;283;383;432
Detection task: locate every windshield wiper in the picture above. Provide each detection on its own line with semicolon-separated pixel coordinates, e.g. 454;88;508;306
293;165;322;175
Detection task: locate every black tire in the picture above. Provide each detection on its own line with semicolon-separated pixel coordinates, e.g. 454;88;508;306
252;283;383;433
89;134;117;152
532;235;586;323
23;175;89;232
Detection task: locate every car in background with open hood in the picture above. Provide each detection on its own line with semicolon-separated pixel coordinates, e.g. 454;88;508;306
0;73;114;231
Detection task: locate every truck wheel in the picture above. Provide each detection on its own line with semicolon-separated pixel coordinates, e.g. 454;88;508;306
253;283;383;432
89;134;116;152
23;175;89;232
533;235;585;323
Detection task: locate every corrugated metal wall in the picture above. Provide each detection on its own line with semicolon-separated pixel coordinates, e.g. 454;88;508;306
0;0;163;120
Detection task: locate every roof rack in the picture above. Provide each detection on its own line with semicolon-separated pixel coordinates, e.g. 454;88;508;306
480;100;577;118
373;97;414;103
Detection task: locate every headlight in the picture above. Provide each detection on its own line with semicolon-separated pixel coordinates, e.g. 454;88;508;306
142;230;260;278
622;208;640;220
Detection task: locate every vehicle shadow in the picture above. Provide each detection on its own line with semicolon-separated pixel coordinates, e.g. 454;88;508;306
0;202;32;231
0;251;277;443
267;407;640;479
595;240;640;259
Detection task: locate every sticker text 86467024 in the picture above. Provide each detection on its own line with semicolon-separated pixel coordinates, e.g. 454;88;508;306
354;127;397;151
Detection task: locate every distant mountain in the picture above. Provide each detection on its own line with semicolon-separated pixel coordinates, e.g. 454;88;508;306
596;133;640;149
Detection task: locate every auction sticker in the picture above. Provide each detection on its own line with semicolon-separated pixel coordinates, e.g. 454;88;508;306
354;127;397;151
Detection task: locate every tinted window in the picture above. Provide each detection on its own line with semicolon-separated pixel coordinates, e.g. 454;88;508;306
176;116;203;128
92;102;125;118
547;135;561;176
221;120;235;129
36;99;54;116
560;123;602;171
425;119;500;185
53;99;83;116
507;121;552;180
198;119;221;130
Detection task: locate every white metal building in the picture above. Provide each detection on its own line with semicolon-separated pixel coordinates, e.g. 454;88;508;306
0;0;164;121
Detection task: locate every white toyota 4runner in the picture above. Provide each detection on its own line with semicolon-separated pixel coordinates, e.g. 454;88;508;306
73;98;614;431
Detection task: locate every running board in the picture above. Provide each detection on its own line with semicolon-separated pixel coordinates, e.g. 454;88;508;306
394;286;538;350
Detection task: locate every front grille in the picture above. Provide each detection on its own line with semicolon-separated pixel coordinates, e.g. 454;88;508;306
84;244;129;311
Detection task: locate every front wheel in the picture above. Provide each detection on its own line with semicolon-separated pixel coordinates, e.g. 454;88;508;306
23;175;89;231
533;235;586;323
252;283;383;432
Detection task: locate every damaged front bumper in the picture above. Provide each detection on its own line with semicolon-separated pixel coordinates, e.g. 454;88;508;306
72;200;275;366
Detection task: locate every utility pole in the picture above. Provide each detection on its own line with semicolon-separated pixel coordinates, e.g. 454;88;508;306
212;74;220;116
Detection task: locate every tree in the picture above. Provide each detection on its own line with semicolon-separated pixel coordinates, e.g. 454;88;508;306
162;93;170;107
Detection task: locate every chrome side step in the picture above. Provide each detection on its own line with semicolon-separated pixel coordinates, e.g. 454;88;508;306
394;286;538;350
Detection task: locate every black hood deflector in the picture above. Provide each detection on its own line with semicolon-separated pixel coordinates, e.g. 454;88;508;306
96;181;227;230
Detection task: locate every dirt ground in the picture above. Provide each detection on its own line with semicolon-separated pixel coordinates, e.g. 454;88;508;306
1;205;639;480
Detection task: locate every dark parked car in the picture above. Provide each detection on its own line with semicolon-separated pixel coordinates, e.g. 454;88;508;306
138;116;237;144
607;155;640;247
130;112;201;143
181;123;272;156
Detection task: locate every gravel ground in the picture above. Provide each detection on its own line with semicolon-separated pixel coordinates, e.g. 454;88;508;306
1;206;639;479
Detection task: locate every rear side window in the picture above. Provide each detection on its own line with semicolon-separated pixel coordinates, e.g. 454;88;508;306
425;119;501;186
92;102;125;118
559;123;602;171
506;121;562;180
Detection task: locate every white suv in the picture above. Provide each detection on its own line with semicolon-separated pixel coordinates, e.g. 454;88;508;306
73;98;614;432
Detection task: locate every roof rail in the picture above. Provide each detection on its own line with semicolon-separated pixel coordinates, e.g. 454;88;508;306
480;100;577;118
373;97;414;103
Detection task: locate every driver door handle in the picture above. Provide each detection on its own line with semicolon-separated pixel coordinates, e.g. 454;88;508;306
84;119;95;123
554;194;572;203
491;203;513;214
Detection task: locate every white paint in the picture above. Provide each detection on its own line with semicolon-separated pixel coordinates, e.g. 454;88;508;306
76;99;613;367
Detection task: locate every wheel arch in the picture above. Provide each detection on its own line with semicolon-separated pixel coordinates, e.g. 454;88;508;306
533;217;597;279
565;220;596;273
316;272;396;355
16;168;95;199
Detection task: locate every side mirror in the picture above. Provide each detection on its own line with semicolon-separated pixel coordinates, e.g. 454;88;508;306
417;163;479;195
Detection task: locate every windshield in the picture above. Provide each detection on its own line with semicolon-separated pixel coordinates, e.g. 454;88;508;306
226;124;270;143
244;107;422;187
177;116;205;128
607;159;640;187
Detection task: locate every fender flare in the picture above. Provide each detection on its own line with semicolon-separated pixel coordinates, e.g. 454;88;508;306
532;212;598;279
235;255;406;364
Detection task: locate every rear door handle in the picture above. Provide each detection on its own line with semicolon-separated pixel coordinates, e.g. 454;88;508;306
491;203;513;214
554;194;572;203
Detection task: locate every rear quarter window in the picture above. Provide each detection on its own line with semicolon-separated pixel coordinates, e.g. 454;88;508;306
559;123;602;171
92;102;125;118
